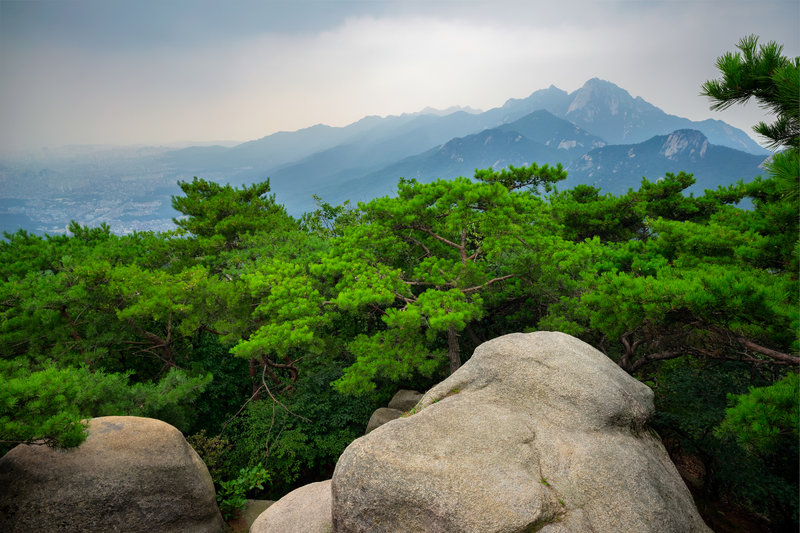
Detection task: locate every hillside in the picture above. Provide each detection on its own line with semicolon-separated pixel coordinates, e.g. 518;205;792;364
563;129;767;194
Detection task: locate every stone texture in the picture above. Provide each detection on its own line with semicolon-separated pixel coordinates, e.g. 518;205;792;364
332;331;710;533
0;416;225;533
386;389;423;412
250;480;332;533
364;407;403;434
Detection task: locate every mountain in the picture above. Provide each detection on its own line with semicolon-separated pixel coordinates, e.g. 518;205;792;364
558;78;766;154
157;109;498;182
489;85;573;123
495;110;606;159
564;129;766;194
0;79;771;234
257;110;501;204
311;111;606;208
318;129;555;206
157;78;765;189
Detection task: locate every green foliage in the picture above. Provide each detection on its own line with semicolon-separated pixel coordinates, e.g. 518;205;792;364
224;361;380;497
216;464;270;520
701;35;799;150
231;257;329;363
652;359;798;529
717;372;799;457
0;365;211;450
739;149;800;274
335;327;441;394
187;429;271;520
324;169;552;393
186;430;232;487
172;178;292;247
473;161;566;191
186;334;251;435
300;195;360;238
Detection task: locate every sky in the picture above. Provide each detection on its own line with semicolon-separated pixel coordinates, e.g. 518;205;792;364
1;0;798;154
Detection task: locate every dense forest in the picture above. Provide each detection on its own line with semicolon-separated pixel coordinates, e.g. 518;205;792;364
2;37;797;529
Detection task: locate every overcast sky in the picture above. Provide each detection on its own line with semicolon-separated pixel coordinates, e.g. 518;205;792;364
1;0;798;154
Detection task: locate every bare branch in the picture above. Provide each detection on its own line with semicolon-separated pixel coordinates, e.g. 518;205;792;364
628;350;685;373
407;224;462;251
736;336;800;365
460;228;468;265
200;324;226;336
461;274;515;294
401;233;433;257
259;365;310;422
466;247;482;262
393;291;416;305
219;387;263;434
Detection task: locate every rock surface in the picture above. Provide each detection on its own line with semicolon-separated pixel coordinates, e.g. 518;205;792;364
387;389;424;412
250;480;332;533
0;416;225;533
364;407;403;434
332;331;711;533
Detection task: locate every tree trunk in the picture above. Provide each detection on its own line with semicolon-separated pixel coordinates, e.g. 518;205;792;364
59;305;82;343
249;358;261;400
447;325;461;374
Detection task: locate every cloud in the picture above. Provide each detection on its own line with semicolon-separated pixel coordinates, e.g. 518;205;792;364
1;0;798;152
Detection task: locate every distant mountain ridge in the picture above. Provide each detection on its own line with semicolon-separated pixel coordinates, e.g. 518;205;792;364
158;77;765;183
0;78;771;234
181;78;766;213
563;129;766;194
312;110;606;206
498;78;765;153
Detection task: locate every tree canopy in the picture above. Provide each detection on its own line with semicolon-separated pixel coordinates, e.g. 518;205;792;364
702;34;799;150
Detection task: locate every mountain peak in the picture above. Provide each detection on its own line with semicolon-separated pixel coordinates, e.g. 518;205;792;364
659;129;709;159
581;77;622;89
567;78;634;117
499;85;571;118
413;105;483;117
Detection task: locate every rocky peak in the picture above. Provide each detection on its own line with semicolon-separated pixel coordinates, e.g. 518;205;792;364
500;85;572;119
659;129;709;159
566;78;634;118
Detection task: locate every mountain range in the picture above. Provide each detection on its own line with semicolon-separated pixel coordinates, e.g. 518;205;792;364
155;77;766;212
0;78;770;234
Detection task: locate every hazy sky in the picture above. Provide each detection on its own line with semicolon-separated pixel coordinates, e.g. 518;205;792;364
1;0;798;154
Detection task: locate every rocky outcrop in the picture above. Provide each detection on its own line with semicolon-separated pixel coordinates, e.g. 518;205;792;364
250;480;332;533
0;416;225;533
386;389;424;412
364;389;423;434
331;331;711;533
364;407;403;434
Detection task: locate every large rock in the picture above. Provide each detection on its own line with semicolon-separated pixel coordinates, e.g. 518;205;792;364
0;416;225;533
250;480;332;533
387;389;423;412
364;407;403;434
332;331;710;532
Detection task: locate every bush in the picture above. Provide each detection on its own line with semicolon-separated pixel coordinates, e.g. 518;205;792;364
216;464;270;521
651;359;798;529
224;359;381;498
